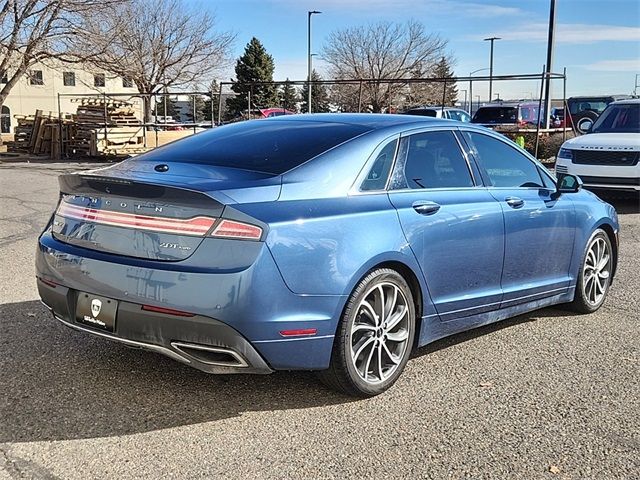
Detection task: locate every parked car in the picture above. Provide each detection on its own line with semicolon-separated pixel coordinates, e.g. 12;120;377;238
567;95;634;134
37;114;619;397
556;99;640;192
550;107;565;128
259;108;296;118
403;106;471;122
471;101;542;127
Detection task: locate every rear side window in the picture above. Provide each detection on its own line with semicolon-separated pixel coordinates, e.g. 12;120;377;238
361;139;397;191
139;120;371;175
390;131;473;189
461;131;544;188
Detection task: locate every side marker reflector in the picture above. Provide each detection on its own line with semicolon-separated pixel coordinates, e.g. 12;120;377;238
279;328;318;337
141;305;195;317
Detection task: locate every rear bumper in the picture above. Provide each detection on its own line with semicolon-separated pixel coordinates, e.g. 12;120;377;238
36;230;343;371
38;278;273;374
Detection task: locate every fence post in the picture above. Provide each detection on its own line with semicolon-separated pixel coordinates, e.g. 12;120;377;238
103;92;108;158
441;80;446;114
357;81;363;113
57;93;63;160
562;67;567;143
217;83;224;126
534;65;546;159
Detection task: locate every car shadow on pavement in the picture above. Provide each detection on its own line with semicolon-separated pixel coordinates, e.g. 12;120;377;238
0;300;355;443
413;307;569;359
0;300;595;443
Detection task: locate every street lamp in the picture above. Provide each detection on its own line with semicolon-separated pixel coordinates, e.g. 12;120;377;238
307;10;321;113
470;68;490;76
468;68;490;115
483;37;501;103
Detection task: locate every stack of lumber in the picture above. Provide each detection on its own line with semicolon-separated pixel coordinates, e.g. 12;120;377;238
6;110;72;156
68;98;146;157
7;99;147;159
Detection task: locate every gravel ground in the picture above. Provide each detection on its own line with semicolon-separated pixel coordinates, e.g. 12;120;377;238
0;162;638;479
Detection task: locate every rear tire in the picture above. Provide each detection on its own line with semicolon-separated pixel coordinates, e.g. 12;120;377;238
317;268;416;397
567;229;613;313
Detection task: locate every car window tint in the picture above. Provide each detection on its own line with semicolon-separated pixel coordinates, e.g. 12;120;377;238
139;121;372;175
538;166;556;189
472;107;517;124
391;131;473;189
461;131;544;188
361;139;398;191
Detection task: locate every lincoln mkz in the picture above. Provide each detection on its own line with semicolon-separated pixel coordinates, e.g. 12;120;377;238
36;114;619;396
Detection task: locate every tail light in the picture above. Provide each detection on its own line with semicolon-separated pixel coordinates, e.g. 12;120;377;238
211;219;263;240
56;200;216;237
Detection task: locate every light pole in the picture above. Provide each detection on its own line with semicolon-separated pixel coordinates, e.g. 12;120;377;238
307;10;321;113
469;68;490;114
459;89;468;111
484;37;501;103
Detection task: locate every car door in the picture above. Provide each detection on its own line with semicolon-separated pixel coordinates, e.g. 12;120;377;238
387;129;505;321
459;130;576;308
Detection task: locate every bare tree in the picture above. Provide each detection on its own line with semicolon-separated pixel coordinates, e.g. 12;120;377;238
0;0;118;142
81;0;235;122
322;20;448;112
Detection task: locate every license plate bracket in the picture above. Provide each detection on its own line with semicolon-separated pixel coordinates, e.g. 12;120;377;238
76;292;117;332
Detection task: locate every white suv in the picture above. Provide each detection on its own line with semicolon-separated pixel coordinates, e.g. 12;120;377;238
556;99;639;192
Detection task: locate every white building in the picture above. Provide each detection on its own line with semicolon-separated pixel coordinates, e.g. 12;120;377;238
1;63;140;133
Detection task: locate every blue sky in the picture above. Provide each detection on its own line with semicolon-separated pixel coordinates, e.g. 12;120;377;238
204;0;640;100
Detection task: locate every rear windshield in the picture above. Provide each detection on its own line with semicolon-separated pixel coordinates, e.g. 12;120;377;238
591;103;640;133
140;120;371;175
472;107;517;124
405;109;437;117
568;99;610;115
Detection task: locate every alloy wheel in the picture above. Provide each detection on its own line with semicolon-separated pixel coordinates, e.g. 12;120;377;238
349;282;410;385
583;235;611;307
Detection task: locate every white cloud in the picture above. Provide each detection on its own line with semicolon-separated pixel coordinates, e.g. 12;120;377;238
585;59;640;72
274;0;521;18
475;23;640;44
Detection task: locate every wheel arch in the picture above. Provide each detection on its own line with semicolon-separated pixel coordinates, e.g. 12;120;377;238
339;254;430;351
595;221;618;279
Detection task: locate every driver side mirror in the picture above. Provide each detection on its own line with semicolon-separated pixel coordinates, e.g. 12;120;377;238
556;173;583;194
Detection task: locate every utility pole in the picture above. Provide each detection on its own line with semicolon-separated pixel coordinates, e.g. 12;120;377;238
484;37;500;103
307;10;321;114
544;0;556;129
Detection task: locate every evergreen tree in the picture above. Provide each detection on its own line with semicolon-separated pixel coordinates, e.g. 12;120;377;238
278;79;299;112
432;57;457;106
153;96;179;120
185;94;206;122
300;70;331;113
227;38;278;115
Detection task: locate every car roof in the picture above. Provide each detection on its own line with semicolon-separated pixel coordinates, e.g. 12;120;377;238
262;113;454;130
478;101;538;108
405;106;461;111
610;98;640;105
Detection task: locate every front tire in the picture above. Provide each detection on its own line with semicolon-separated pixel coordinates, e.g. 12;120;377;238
318;268;416;397
568;229;613;313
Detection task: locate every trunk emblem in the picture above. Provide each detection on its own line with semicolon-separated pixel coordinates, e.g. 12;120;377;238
154;164;169;172
91;299;102;317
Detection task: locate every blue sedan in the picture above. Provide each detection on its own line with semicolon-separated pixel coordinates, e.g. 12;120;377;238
36;114;619;396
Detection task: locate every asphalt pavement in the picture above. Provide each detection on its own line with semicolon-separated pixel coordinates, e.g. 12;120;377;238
0;161;638;479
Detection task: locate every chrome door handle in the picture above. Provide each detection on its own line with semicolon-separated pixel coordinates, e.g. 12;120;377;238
412;201;441;215
505;196;525;209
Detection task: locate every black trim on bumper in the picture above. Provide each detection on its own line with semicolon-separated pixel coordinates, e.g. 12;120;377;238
38;278;273;375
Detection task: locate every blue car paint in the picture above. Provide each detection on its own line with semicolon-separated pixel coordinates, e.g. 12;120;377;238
35;114;619;373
